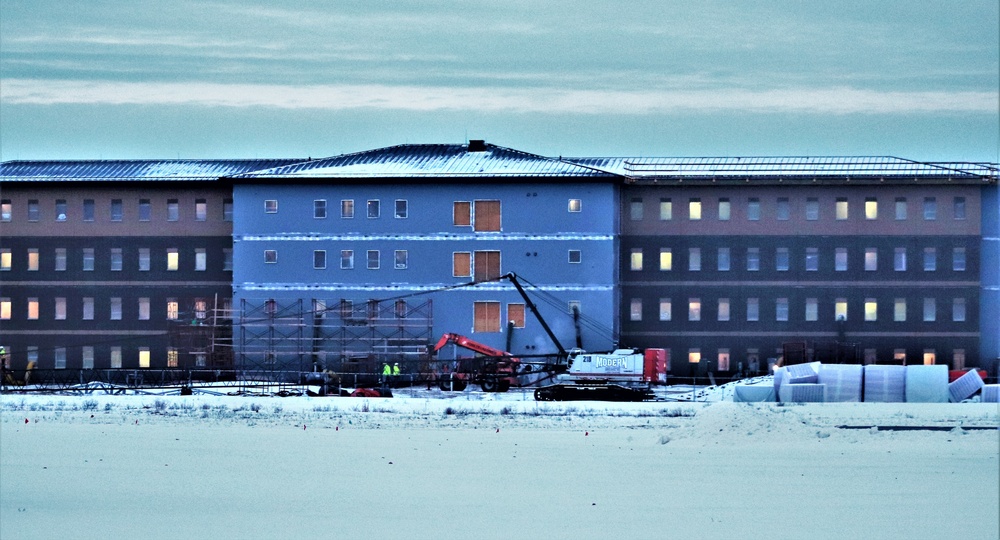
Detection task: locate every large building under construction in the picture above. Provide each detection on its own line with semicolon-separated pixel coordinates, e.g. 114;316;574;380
2;143;997;383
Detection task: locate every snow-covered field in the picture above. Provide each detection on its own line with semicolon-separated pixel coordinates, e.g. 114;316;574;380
2;391;998;540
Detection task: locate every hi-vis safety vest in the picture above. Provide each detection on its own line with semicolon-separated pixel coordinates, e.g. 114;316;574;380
382;364;391;376
392;365;401;376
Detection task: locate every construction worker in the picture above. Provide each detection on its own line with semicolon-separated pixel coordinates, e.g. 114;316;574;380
392;362;401;386
381;363;391;384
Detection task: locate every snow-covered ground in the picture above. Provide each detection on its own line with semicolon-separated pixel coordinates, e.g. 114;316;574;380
2;391;997;540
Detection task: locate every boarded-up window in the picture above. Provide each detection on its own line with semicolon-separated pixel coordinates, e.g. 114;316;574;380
453;202;471;226
474;301;501;332
453;252;471;277
508;303;525;328
473;200;501;232
474;250;501;281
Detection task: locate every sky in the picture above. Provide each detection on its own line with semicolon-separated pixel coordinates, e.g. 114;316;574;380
1;1;998;162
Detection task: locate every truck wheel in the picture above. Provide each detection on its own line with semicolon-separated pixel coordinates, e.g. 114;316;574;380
481;378;499;392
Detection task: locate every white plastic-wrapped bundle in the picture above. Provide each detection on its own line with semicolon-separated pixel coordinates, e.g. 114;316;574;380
785;362;821;384
982;385;999;403
948;370;985;402
779;383;826;403
818;364;863;402
733;383;777;402
863;365;906;402
904;365;949;403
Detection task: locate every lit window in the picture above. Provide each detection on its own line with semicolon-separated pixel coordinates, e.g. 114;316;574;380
718;199;730;221
630;198;643;221
395;200;408;218
688;298;701;321
776;248;789;271
835;248;847;271
342;199;355;219
805;298;818;321
805;198;819;221
223;249;233;271
659;249;672;271
264;200;278;214
139;199;151;221
223;199;233;221
688;248;701;271
264;250;277;264
568;199;582;212
28;200;39;221
659;198;672;220
474;301;501;332
167;299;179;320
894;299;906;321
28;248;39;271
717;247;730;271
835;299;848;321
747;198;760;221
895;198;907;220
55;297;66;320
659;298;671;321
83;248;95;271
139;298;150;320
139;348;150;369
953;197;966;220
894;349;906;363
835;198;848;220
952;298;966;322
922;350;936;365
367;200;380;218
111;199;123;222
196;199;207;221
167;248;179;270
894;248;906;271
55;199;67;221
717;349;731;371
110;298;122;320
83;298;94;320
313;200;327;219
394;250;407;269
688;198;702;220
341;250;355;270
195;249;206;271
923;197;936;220
0;298;10;320
746;248;759;271
313;250;326;269
923;247;936;271
864;299;877;321
630;298;643;321
864;248;877;271
776;298;788;321
139;248;151;271
452;252;470;277
688;350;701;364
367;250;379;269
195;299;207;319
805;248;818;271
0;249;10;271
507;303;525;328
717;298;730;321
952;248;966;271
83;199;94;222
776;198;789;221
630;249;643;271
0;199;10;221
111;248;123;271
167;348;179;368
568;250;582;264
865;198;877;220
922;298;936;322
746;298;759;321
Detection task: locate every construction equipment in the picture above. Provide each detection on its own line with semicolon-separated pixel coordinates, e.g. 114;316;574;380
533;348;667;401
431;333;520;392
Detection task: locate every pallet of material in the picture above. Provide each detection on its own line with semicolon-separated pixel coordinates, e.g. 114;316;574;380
863;365;906;402
905;365;949;403
733;383;776;402
779;383;826;403
948;369;985;402
818;364;863;402
980;384;999;403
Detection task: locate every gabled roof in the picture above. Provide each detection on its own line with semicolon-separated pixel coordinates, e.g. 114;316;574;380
232;142;621;180
0;159;302;182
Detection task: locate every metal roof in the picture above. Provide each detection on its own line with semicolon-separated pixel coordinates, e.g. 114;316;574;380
233;142;621;180
567;156;998;182
0;159;302;182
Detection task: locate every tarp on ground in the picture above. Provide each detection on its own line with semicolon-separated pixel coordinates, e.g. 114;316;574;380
818;364;863;402
905;365;949;403
733;383;776;402
863;365;906;402
779;383;826;403
948;369;985;402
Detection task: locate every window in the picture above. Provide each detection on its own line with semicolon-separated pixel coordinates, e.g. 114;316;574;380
313;250;326;269
474;301;501;332
717;349;731;371
923;298;936;321
508;303;525;328
630;198;643;220
314;200;327;219
394;250;408;270
54;348;67;369
111;248;123;271
805;248;818;271
367;199;380;218
453;252;471;277
167;299;179;320
223;199;233;221
717;298;730;321
367;250;379;270
568;199;582;212
717;247;730;271
718;198;730;220
953;197;966;220
746;248;759;271
952;247;966;271
835;248;847;271
864;349;877;365
110;347;122;369
83;248;95;271
55;199;67;221
835;299;848;321
953;298;966;322
83;199;94;222
0;249;9;271
55;248;66;271
568;250;582;264
776;298;788;321
835;198;848;220
776;198;790;221
0;298;10;320
341;250;354;270
194;299;207;319
473;200;501;231
923;247;936;271
805;198;819;221
167;249;179;270
659;298;671;321
894;248;906;271
27;248;39;271
895;197;907;220
688;248;701;271
776;248;790;271
139;248;151;271
894;298;906;322
139;199;151;222
139;298;150;320
688;299;701;321
110;298;122;320
659;198;672;220
264;199;277;214
139;348;151;369
630;298;643;321
342;199;355;219
190;248;205;271
28;199;39;221
688;198;702;220
83;298;94;320
864;299;877;321
264;250;277;264
630;249;643;271
922;350;936;366
805;298;818;322
473;250;501;281
195;199;207;221
453;201;470;225
747;198;760;221
923;197;936;220
746;298;759;321
1;199;10;221
865;198;878;220
55;297;66;320
953;349;966;371
865;248;877;271
82;347;94;369
111;199;123;222
659;249;672;271
688;350;701;364
223;249;233;271
893;349;906;364
396;200;408;218
167;348;179;368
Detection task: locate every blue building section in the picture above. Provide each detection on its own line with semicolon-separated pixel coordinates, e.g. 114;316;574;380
982;183;1000;375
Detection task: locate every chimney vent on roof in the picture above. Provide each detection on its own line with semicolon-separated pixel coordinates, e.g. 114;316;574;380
467;140;487;152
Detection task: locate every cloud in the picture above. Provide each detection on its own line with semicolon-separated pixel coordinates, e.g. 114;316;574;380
2;79;995;115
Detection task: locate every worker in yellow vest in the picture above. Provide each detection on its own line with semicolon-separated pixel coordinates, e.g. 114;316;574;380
381;363;391;384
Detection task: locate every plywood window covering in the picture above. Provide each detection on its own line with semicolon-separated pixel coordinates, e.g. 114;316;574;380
473;200;501;231
474;301;501;332
474;250;501;281
507;303;525;328
453;201;471;226
453;252;471;277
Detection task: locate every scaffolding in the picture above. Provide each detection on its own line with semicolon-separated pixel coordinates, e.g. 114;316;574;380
167;295;235;374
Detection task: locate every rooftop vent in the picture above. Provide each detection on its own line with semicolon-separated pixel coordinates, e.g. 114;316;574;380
467;140;487;152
